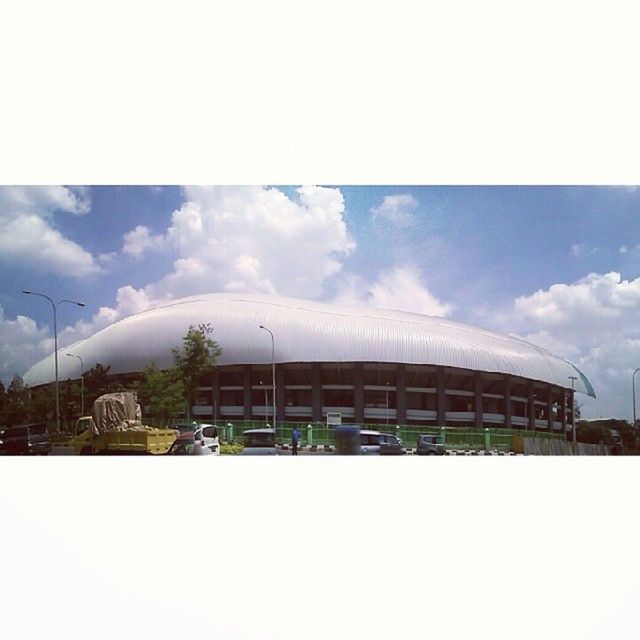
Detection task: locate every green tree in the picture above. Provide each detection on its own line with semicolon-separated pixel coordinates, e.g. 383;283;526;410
0;379;6;424
137;363;185;423
172;324;221;420
27;384;56;427
84;363;112;407
3;375;30;426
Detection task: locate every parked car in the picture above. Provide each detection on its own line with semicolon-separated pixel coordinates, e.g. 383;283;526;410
0;422;52;455
379;433;406;455
194;424;220;455
166;425;219;455
240;428;277;455
416;434;446;455
360;430;405;455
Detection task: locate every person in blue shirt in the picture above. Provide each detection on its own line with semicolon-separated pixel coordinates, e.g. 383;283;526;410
291;427;301;455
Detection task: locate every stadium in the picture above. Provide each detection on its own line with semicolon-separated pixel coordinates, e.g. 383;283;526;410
23;293;595;432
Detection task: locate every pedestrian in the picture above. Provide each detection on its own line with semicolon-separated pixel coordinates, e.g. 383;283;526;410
291;426;301;455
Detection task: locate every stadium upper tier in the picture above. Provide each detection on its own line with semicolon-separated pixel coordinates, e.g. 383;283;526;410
22;293;595;396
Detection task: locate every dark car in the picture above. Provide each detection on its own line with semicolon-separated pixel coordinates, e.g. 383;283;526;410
416;434;446;456
379;433;406;455
0;423;52;455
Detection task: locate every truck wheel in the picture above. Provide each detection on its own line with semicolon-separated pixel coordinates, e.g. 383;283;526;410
80;446;92;455
427;450;437;455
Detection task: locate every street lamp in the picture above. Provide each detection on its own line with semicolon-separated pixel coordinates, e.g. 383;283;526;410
66;352;85;416
259;325;276;430
632;368;640;430
260;380;268;425
568;376;578;446
22;291;85;433
385;381;390;427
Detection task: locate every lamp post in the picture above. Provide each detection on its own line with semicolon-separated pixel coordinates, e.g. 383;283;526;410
568;376;578;446
66;352;85;416
385;381;390;427
260;380;268;425
633;368;640;430
259;325;276;430
22;291;85;433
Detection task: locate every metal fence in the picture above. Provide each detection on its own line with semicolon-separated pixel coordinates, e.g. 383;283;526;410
148;418;565;452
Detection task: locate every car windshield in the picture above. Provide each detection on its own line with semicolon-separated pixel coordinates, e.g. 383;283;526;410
421;436;436;444
29;424;48;436
244;433;275;447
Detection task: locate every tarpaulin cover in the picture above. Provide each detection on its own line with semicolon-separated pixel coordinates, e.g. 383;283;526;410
91;392;144;435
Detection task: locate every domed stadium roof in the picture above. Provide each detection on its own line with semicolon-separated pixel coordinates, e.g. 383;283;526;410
23;293;596;396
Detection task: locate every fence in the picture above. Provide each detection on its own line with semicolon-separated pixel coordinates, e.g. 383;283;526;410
148;419;565;452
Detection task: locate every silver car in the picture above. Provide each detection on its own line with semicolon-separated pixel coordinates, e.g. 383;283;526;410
240;428;277;455
360;430;405;455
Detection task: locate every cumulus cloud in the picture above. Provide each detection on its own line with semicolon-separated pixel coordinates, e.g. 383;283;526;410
570;243;598;258
0;186;99;277
370;194;418;226
0;185;91;217
503;272;640;419
331;266;453;317
0;305;53;385
57;285;155;347
122;225;166;259
125;185;355;300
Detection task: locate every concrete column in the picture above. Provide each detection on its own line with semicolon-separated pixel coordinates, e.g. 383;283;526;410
436;366;446;426
547;385;553;431
528;380;535;431
561;388;567;432
474;371;483;428
243;365;252;420
276;365;285;423
354;363;364;423
212;368;220;422
311;363;322;422
504;375;512;429
396;364;407;425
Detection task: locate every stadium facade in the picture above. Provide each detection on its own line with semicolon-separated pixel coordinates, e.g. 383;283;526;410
23;293;596;431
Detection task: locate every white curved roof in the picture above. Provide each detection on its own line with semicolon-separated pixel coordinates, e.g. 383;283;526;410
23;293;595;396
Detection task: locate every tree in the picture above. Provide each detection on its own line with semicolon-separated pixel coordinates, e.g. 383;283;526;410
137;363;185;423
0;379;6;424
83;363;112;407
27;384;56;427
3;375;30;426
172;324;221;420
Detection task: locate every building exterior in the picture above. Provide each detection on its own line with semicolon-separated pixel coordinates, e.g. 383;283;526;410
23;293;596;431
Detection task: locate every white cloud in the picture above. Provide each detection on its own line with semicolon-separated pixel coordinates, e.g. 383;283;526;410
0;185;90;216
570;243;597;258
370;194;418;226
58;285;155;348
133;185;355;299
0;186;99;277
122;225;166;259
331;266;453;317
499;272;640;419
0;305;52;385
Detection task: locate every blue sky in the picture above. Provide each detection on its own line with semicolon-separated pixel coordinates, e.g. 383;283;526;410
1;185;639;419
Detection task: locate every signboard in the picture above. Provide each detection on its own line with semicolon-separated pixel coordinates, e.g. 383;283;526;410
326;411;342;427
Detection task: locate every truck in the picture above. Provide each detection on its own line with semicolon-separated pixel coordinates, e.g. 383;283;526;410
71;392;178;455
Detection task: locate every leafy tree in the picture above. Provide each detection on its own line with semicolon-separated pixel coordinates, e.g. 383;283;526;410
3;375;30;426
137;363;185;423
84;363;112;407
172;324;221;420
27;384;56;426
0;379;6;424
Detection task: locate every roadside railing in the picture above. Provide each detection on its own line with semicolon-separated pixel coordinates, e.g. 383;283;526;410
146;418;565;452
